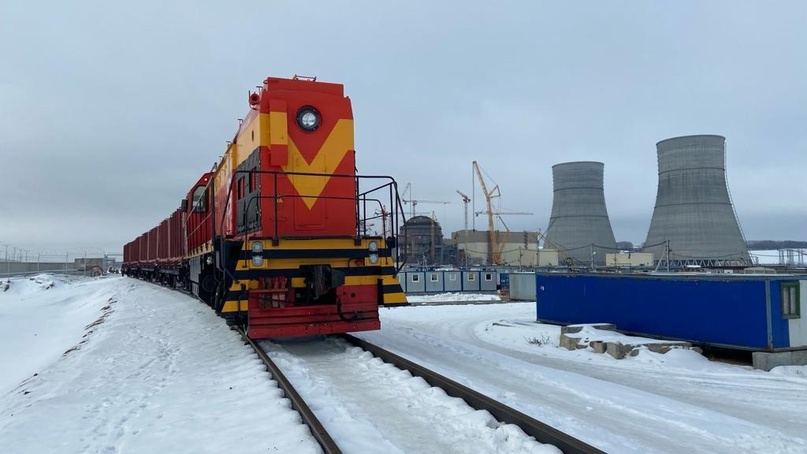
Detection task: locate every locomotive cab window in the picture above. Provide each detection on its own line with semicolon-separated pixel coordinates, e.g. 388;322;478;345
249;169;258;192
192;186;207;213
781;282;801;319
237;177;245;200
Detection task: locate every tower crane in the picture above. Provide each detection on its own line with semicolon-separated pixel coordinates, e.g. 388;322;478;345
400;183;449;219
455;190;471;231
455;190;472;266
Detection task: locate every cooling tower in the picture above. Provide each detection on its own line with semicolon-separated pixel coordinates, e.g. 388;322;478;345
544;161;617;266
643;135;750;265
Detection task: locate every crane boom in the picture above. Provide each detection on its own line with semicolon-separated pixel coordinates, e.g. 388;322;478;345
472;161;501;264
400;182;449;218
456;190;471;231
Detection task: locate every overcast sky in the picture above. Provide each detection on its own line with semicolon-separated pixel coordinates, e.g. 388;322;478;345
1;1;805;256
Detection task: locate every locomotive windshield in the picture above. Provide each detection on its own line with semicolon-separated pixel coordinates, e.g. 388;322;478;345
192;186;207;213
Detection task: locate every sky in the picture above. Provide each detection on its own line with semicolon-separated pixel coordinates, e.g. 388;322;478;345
2;274;806;453
1;1;806;256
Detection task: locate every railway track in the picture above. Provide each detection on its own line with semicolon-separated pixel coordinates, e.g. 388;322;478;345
237;328;603;454
236;328;342;454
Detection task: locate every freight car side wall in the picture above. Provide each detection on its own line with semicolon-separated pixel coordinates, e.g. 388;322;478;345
123;209;187;268
535;273;795;350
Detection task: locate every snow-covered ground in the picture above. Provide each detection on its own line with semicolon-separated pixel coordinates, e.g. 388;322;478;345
1;275;805;453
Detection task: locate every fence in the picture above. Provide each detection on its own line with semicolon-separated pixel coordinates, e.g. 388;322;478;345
0;246;118;278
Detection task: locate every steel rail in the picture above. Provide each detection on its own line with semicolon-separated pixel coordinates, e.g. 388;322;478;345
235;328;342;454
343;334;605;454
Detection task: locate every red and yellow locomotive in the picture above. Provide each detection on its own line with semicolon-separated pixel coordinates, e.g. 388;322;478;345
123;75;407;338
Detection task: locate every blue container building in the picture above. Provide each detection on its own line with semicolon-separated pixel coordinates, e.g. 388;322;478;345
399;269;499;294
536;272;806;351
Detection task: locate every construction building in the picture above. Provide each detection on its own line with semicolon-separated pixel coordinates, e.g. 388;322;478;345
452;230;545;267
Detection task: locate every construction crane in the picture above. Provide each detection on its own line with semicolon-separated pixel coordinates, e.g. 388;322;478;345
472;161;534;265
474;208;534;263
472;161;500;265
490;211;534;232
400;183;449;219
455;190;472;266
455;190;471;231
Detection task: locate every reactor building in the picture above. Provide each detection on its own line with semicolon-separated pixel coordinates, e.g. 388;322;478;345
400;215;445;266
643;134;751;266
543;161;618;266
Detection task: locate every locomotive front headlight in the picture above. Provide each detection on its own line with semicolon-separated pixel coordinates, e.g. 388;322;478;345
368;241;379;252
296;106;320;131
251;241;264;266
368;253;379;264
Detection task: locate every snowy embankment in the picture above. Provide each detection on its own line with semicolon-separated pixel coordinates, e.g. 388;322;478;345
0;275;319;454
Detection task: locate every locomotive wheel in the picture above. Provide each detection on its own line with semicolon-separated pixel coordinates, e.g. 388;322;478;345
200;274;216;307
213;280;227;314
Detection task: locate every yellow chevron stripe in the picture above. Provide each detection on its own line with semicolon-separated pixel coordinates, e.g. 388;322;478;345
283;119;353;209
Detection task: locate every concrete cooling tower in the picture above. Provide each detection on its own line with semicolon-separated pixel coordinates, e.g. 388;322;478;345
643;135;751;266
544;161;617;266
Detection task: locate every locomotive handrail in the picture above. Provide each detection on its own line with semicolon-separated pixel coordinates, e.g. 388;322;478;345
226;169;404;248
208;168;407;280
241;193;388;238
393;180;408;271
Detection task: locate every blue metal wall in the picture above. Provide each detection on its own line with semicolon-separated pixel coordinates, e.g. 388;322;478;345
535;273;795;350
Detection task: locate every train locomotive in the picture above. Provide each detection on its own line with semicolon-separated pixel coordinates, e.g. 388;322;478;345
122;75;408;338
